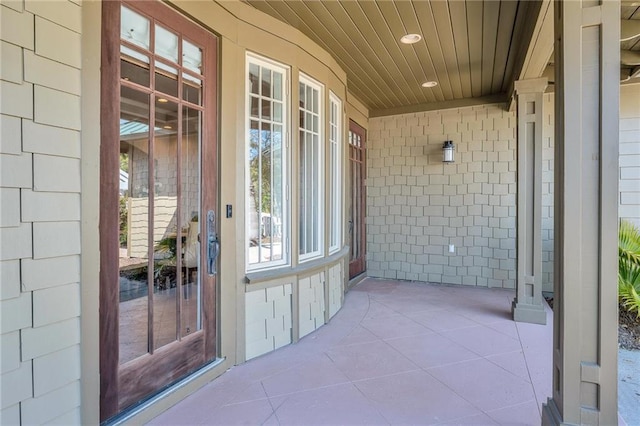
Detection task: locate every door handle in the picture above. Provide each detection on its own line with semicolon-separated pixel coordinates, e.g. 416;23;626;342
207;210;219;276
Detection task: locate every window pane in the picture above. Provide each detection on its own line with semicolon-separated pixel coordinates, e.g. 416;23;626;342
155;63;178;98
152;99;179;350
250;96;259;119
273;73;282;101
119;85;150;364
121;55;150;87
181;106;201;337
298;79;322;259
261;68;271;98
155;24;178;63
247;57;287;269
183;77;202;105
249;64;260;95
121;6;150;49
329;96;341;252
182;39;202;74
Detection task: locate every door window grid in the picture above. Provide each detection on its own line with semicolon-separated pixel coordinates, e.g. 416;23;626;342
118;4;206;362
246;55;289;270
329;93;342;254
348;125;365;271
298;75;324;261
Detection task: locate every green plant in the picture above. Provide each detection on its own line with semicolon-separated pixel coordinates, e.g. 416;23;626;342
619;220;640;317
119;196;129;247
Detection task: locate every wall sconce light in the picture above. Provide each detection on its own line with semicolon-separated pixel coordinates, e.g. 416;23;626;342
442;140;455;163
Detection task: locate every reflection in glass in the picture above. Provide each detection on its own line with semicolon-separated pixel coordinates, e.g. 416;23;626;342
121;55;150;87
181;106;201;337
329;96;341;252
155;24;178;63
298;80;321;258
155;63;178;98
182;39;202;75
119;86;150;364
247;60;285;267
183;76;202;105
152;100;179;350
121;6;150;49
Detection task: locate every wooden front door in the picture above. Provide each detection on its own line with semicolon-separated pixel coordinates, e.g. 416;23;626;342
348;120;366;279
100;1;218;420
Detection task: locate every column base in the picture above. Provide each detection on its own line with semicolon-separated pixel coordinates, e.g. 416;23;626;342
512;299;547;325
542;398;563;426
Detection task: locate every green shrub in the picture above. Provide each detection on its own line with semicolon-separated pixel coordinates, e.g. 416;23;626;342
619;220;640;317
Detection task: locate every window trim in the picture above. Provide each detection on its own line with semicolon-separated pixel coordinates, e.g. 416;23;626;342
245;53;291;272
328;91;342;254
298;73;324;262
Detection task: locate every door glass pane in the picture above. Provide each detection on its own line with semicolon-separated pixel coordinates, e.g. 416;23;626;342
152;99;179;350
181;106;201;337
121;55;150;87
183;75;202;105
155;24;178;63
119;86;151;364
182;39;202;75
155;63;178;98
121;6;150;49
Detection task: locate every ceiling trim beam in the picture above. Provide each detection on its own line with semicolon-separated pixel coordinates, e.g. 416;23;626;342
369;94;508;118
506;0;553;111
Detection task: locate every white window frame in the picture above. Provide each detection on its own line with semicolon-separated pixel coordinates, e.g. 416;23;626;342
245;53;290;271
298;74;324;262
328;92;342;254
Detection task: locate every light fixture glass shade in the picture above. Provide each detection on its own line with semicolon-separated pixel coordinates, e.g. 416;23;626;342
400;34;422;44
443;140;455;163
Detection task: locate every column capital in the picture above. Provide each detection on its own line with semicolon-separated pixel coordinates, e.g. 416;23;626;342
514;77;548;95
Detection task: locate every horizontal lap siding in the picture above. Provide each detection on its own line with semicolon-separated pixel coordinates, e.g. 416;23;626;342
0;1;82;424
620;85;640;228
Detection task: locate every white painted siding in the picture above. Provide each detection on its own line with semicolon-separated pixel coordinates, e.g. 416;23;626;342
245;283;293;360
620;85;640;228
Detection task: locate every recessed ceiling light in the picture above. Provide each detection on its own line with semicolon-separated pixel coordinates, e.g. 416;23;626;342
400;34;422;44
422;81;438;88
157;98;169;103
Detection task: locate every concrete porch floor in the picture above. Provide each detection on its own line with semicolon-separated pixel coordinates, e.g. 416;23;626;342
149;278;557;425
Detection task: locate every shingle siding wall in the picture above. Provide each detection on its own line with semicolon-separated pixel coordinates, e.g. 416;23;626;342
0;2;82;424
367;98;556;290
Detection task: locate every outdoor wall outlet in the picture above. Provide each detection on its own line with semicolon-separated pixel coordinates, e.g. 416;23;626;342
449;244;455;253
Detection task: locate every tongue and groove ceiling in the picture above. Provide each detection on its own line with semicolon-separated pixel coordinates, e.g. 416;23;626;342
242;0;544;115
242;0;640;116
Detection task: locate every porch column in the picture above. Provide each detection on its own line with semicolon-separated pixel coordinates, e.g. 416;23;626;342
542;1;619;425
512;77;548;325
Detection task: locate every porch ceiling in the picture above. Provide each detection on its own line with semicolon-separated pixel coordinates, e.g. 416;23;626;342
242;0;545;116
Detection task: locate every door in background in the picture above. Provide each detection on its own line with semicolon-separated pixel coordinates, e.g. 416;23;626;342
348;120;366;279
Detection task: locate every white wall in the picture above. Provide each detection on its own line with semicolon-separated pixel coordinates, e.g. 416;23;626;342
620;84;640;228
1;1;83;424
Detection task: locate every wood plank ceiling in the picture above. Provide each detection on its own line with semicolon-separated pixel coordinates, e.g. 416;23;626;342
242;0;540;115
